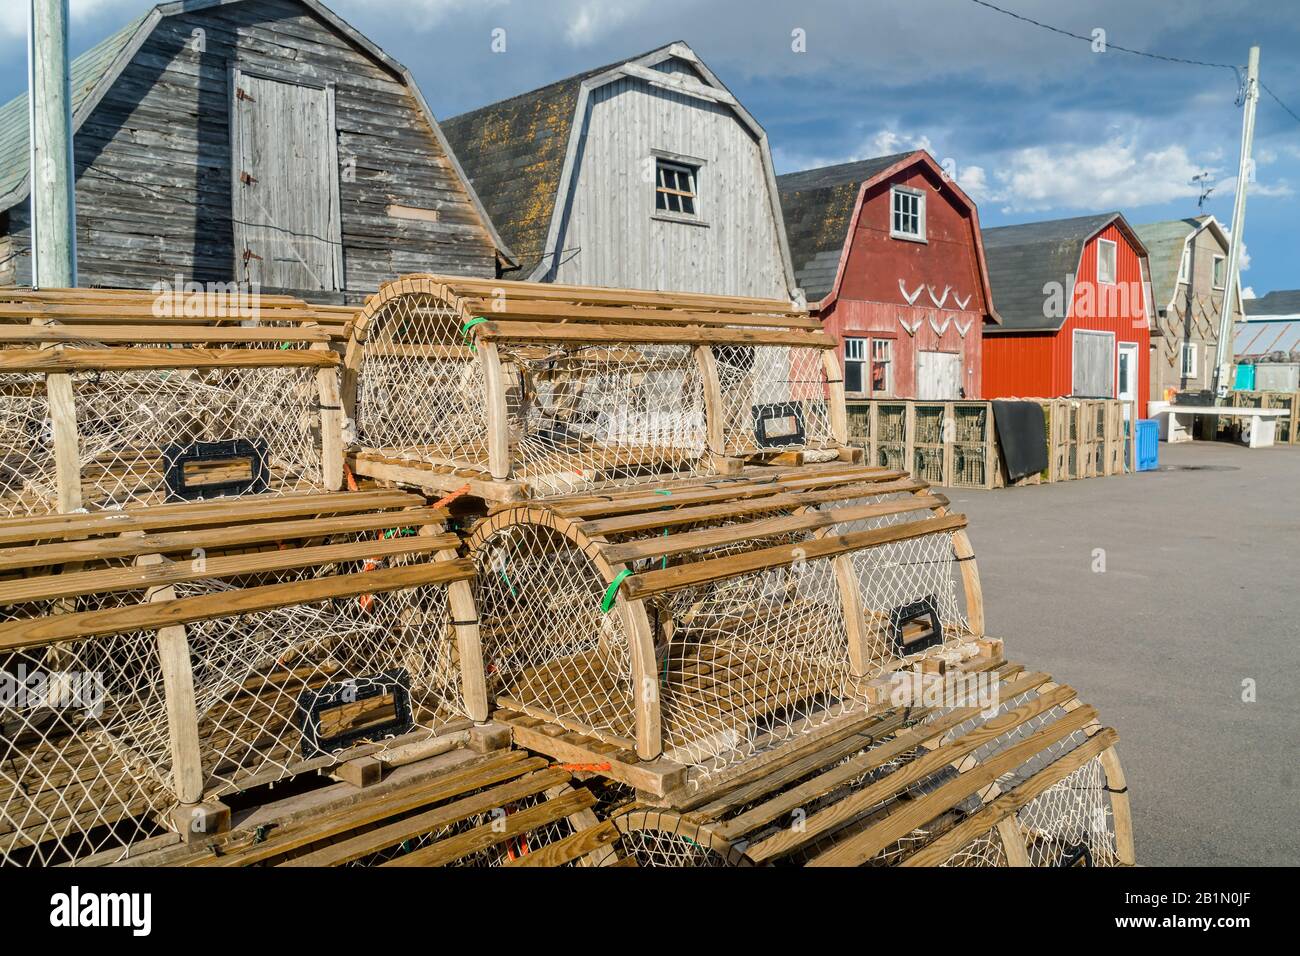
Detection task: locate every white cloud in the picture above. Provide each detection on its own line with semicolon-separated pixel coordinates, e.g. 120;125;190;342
1241;286;1256;299
1;0;151;42
956;164;989;201
1216;174;1293;199
985;139;1207;213
564;0;652;47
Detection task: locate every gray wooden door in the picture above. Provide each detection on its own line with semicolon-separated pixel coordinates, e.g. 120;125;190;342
232;71;343;292
1072;330;1115;397
915;351;962;399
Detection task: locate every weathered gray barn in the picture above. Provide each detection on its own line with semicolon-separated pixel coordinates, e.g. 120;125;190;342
1134;215;1242;401
441;42;798;300
0;0;511;299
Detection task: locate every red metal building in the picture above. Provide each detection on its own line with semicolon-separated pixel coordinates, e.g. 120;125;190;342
778;151;1000;400
980;213;1153;418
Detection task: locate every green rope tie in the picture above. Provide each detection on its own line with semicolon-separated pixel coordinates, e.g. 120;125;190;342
461;316;489;352
601;568;634;613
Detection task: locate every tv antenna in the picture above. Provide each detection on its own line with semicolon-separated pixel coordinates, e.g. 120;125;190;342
1192;171;1216;212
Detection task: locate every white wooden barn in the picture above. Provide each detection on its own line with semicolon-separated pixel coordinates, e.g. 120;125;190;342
441;42;799;301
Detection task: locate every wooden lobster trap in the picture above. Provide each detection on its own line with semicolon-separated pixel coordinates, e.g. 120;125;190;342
465;463;986;801
0;489;485;866
343;276;854;503
0;324;345;516
600;653;1133;868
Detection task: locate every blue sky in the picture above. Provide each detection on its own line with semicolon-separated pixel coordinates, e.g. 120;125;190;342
2;0;1296;294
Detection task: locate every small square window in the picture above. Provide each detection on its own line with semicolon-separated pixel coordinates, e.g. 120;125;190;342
1097;238;1117;284
1212;255;1226;290
655;159;698;217
890;186;925;241
843;336;892;395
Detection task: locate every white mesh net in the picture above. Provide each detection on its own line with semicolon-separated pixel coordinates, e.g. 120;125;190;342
500;342;708;495
0;548;465;866
0;374;56;517
475;523;636;744
355;292;492;469
652;545;859;779
713;344;835;456
0;365;326;517
1014;756;1118;867
74;367;325;511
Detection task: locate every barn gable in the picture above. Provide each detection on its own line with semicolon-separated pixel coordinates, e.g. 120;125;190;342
0;0;511;297
443;41;797;298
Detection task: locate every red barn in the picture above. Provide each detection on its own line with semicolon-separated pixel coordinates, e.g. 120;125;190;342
778;150;1000;399
981;213;1153;418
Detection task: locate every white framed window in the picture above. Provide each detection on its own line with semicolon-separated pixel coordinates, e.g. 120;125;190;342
654;158;699;218
1212;254;1226;290
843;336;893;395
1178;245;1191;283
843;337;867;393
1097;238;1118;285
890;186;925;241
871;338;893;394
1181;341;1198;378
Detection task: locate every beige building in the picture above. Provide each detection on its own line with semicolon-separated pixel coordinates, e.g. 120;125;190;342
1135;216;1244;400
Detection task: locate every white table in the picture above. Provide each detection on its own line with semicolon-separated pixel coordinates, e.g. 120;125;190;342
1155;405;1287;448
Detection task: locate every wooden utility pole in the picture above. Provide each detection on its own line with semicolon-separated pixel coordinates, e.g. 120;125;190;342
1212;46;1259;398
27;0;77;288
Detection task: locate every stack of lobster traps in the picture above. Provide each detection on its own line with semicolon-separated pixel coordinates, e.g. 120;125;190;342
0;277;1133;868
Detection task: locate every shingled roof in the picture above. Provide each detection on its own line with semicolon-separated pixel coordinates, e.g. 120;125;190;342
776;152;914;303
1246;289;1300;318
981;213;1136;333
0;0;511;262
439;52;638;278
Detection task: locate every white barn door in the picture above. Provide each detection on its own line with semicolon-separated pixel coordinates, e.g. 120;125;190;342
232;70;343;292
916;351;962;399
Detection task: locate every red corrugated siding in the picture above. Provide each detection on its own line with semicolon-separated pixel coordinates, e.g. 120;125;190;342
982;223;1149;416
820;159;990;399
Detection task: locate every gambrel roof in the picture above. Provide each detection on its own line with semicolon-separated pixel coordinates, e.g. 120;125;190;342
0;0;513;264
442;41;796;291
981;212;1150;333
776;149;999;320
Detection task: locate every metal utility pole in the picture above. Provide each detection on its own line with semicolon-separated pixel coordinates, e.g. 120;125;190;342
27;0;77;288
1212;45;1259;398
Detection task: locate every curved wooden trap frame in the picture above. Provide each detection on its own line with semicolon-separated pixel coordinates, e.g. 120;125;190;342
0;490;478;866
343;275;853;501
465;463;990;796
597;662;1134;867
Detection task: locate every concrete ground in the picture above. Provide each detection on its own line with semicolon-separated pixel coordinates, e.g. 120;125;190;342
940;439;1300;867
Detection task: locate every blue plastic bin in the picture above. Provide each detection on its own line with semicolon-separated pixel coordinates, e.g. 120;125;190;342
1135;419;1159;472
1234;364;1256;391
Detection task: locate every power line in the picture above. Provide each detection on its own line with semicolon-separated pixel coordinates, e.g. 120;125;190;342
966;0;1237;71
965;0;1300;127
1262;81;1300;126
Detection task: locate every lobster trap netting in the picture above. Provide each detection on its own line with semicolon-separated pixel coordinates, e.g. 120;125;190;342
0;374;56;518
646;532;859;780
713;343;835;456
1;590;174;866
499;342;709;495
938;826;1010;867
0;547;465;864
474;522;636;744
1014;755;1118;867
176;556;463;797
72;366;325;511
354;292;492;468
613;810;748;867
832;513;970;671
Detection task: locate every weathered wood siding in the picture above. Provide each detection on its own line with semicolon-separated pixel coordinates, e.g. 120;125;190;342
4;0;496;300
547;61;789;298
1152;226;1235;399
